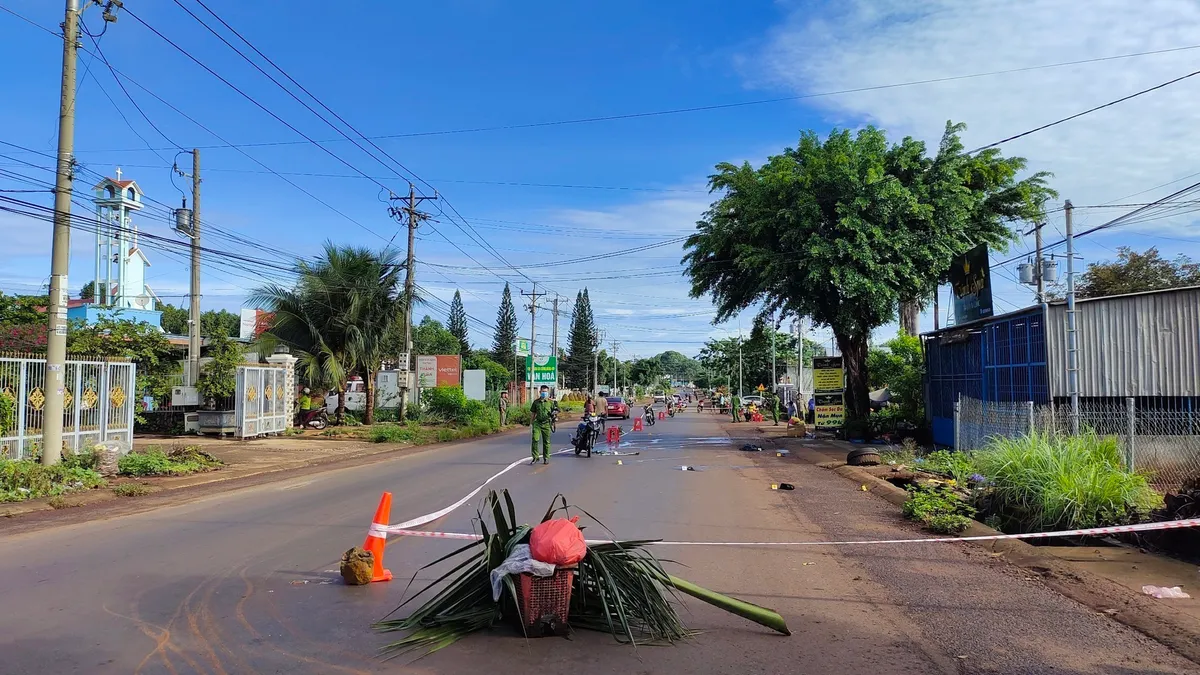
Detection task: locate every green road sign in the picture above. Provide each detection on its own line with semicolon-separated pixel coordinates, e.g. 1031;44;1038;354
526;355;557;384
515;338;531;356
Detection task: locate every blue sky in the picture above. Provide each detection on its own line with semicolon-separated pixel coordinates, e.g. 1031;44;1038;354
3;0;1200;361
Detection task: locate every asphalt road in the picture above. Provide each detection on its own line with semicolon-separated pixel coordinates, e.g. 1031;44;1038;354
0;413;1195;674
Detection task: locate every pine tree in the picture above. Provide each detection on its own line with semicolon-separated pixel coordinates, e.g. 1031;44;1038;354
491;283;519;368
565;288;598;389
448;290;469;357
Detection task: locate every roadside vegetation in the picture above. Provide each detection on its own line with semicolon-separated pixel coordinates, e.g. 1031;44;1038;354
0;448;106;502
117;445;223;477
883;433;1162;535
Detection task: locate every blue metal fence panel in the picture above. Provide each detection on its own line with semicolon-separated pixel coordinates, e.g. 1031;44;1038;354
924;307;1049;446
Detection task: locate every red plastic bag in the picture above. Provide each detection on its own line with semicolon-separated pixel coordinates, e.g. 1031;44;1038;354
529;516;587;566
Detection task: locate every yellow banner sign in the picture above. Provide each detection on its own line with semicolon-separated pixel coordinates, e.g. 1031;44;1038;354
812;356;844;392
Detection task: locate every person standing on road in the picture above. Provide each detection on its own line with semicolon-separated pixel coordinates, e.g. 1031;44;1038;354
498;390;509;426
771;394;781;426
730;394;741;422
807;396;816;424
530;385;554;465
583;391;595;417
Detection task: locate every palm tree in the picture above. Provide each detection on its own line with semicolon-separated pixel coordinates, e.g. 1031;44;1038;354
251;243;407;424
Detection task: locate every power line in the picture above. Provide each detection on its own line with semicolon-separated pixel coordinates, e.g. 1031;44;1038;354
55;41;1200;153
972;66;1200;153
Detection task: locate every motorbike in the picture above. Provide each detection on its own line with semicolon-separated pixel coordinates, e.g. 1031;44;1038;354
297;405;329;430
550;406;559;433
572;415;603;458
667;403;676;418
643;405;656;426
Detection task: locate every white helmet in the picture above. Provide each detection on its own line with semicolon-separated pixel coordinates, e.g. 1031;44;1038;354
303;388;311;394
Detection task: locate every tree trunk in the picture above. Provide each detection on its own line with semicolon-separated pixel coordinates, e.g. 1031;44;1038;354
933;286;940;330
836;331;871;422
900;300;919;336
364;371;376;425
337;389;346;424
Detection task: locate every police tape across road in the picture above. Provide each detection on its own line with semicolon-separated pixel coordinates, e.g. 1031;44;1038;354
366;445;1200;547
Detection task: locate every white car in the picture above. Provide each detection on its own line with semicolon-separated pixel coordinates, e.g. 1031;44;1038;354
741;395;765;407
653;394;666;403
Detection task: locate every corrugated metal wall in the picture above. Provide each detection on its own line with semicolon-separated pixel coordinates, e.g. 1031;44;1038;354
1046;287;1200;397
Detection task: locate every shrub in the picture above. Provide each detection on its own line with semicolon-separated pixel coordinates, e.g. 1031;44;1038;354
0;459;105;502
903;483;975;534
506;403;532;426
974;431;1161;533
919;449;978;485
61;446;99;472
368;422;417;444
0;390;15;437
118;446;222;477
112;482;152;497
196;333;242;403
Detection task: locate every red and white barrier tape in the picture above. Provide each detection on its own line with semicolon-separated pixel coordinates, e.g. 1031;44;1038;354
375;518;1200;547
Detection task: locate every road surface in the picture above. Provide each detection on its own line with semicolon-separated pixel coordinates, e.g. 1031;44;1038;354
0;413;1193;674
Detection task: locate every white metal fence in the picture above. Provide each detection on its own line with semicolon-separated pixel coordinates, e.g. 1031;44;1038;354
0;355;137;460
235;365;288;439
954;395;1200;492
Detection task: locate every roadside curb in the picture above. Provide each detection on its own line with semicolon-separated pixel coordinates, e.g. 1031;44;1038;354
739;426;1200;666
1;425;528;521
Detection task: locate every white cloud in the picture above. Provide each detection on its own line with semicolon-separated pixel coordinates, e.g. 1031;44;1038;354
752;0;1200;337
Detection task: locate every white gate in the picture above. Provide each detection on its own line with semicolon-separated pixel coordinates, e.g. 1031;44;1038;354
235;365;288;438
0;355;136;460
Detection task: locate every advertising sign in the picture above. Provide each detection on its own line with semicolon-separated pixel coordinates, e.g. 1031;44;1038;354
814;393;845;429
812;356;845;392
515;338;531;357
416;355;462;388
435;355;461;387
416;355;437;388
526;355;557;385
950;243;994;324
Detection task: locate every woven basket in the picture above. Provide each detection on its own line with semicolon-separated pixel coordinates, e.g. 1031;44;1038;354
513;568;575;637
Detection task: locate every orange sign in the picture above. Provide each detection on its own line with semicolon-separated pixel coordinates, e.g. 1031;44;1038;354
435;355;461;387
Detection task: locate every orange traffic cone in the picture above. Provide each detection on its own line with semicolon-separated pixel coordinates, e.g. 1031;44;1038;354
362;492;393;582
633;417;643;432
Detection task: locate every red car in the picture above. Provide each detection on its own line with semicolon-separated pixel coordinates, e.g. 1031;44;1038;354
605;397;630;419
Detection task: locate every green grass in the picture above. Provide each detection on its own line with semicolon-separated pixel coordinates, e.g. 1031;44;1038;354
974;431;1161;533
117;445;223;477
0;459;106;503
112;482;153;497
902;483;975;534
918;449;978;485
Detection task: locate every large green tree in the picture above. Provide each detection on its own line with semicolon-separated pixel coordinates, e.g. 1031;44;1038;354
414;316;462;356
1072;247;1200;299
251;243;404;423
867;332;925;425
564;288;598;389
683;122;1053;421
447;290;469;358
491;283;519;371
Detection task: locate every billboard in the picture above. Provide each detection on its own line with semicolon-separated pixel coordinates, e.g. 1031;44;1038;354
515;338;531;356
814;393;845;429
950;243;994;324
812;356;844;392
526;355;557;385
416;355;461;388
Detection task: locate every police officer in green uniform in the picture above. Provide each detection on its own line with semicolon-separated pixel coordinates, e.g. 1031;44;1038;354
771;393;781;426
530;385;553;465
731;394;741;423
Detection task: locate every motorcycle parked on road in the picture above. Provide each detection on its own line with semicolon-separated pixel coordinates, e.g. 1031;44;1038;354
643;404;656;426
572;415;603;458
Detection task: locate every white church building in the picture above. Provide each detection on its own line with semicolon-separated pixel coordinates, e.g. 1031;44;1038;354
66;169;163;328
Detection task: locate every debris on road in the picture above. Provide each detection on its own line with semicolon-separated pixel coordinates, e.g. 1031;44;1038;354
339;547;375;586
1142;585;1191;599
771;483;796;491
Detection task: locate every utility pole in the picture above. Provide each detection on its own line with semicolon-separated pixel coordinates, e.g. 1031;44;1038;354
610;338;619;394
521;284;545;403
187;149;201;387
770;311;777;393
594;329;605;395
391;184;436;420
550;295;566;393
42;0;84;466
1065;201;1080;434
1034;221;1046;303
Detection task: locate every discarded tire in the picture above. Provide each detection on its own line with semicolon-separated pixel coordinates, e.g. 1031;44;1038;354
846;448;881;466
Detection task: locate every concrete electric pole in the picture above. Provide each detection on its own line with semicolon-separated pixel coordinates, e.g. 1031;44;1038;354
610;338;619;394
550;294;566;392
1065;200;1080;434
42;0;84;466
521;284;545;402
187;149;201;387
391;184;435;420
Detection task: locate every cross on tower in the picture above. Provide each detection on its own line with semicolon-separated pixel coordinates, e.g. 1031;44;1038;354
114;167;122;181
